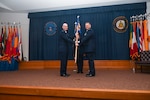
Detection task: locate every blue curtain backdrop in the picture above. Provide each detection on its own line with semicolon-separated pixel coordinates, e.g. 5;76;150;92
28;2;146;60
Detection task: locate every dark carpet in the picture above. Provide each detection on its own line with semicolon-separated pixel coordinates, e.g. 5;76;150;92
0;69;150;90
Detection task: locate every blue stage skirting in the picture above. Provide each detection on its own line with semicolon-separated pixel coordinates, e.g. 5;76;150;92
0;58;18;71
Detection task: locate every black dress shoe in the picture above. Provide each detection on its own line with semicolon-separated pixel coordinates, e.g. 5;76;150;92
60;74;70;77
86;73;95;77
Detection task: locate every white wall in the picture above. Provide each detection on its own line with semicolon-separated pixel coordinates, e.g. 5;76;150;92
147;1;150;13
0;13;29;61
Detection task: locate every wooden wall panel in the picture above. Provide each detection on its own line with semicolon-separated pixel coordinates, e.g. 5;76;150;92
19;60;132;70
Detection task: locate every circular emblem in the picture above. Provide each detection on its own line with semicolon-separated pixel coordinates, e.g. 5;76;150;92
45;22;57;36
113;16;128;33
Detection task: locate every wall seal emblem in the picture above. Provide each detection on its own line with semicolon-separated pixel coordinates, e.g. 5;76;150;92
113;16;128;33
45;22;57;36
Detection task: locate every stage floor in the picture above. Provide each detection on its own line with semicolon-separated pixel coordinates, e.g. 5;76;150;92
0;69;150;90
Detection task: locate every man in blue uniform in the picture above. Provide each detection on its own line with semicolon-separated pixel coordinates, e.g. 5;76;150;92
76;33;83;74
59;23;74;77
76;22;96;77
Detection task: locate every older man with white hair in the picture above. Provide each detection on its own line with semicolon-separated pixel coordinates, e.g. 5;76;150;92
59;23;74;77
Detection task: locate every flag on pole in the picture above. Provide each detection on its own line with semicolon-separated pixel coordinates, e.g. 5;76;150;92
130;22;139;60
3;26;7;53
75;15;81;34
18;24;23;61
129;22;133;48
74;15;81;63
0;25;7;56
148;18;150;50
0;26;3;56
139;20;144;51
136;21;142;52
4;26;13;61
143;20;149;51
12;26;19;57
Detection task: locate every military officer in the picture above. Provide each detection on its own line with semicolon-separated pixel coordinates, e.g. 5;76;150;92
59;23;74;77
76;22;96;77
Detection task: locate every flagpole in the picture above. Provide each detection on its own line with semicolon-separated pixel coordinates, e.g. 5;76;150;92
19;23;24;61
74;36;78;63
74;15;80;63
